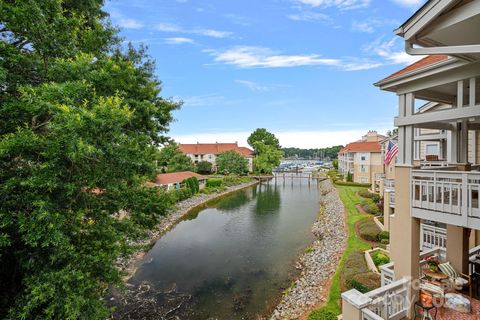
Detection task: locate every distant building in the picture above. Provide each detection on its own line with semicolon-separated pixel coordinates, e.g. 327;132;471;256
178;142;255;172
148;171;207;191
337;131;384;184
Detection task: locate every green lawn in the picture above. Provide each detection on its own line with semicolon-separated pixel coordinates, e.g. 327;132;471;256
308;185;372;319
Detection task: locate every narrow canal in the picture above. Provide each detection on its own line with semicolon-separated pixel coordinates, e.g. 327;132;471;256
113;175;320;319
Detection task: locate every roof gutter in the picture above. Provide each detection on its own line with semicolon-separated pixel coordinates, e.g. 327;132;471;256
406;41;480;55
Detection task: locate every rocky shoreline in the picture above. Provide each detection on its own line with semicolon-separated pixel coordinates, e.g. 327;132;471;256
271;179;347;319
118;180;259;280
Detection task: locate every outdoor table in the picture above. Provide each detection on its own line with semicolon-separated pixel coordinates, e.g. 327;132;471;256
423;269;449;282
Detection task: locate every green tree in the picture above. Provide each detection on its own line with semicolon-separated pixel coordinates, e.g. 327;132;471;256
346;172;354;182
167;153;194;173
332;159;338;170
197;160;213;174
216;151;249;175
157;143;182;169
247;128;280;153
0;2;179;319
253;142;283;174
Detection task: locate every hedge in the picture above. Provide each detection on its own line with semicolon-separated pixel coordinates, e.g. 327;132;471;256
334;180;371;187
378;231;390;242
206;178;223;188
358;219;381;242
350;272;381;293
360;199;380;215
370;251;390;267
308;309;338;320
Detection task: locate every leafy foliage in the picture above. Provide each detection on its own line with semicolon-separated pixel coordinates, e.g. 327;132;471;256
206;178;223;188
253;141;283;174
167;153;194;173
196;160;212;174
216;151;249;175
370;251;390;267
282;145;343;160
0;2;179;318
357;219;381;242
247;128;280;153
346;172;353;182
157;144;194;173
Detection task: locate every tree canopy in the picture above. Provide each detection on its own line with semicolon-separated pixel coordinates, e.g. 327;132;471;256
247;128;280;153
0;1;179;318
253;141;283;174
282;145;343;160
216;151;249;175
157;143;194;173
196;160;213;174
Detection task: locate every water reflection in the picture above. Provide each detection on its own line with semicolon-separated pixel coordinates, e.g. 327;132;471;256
112;178;319;319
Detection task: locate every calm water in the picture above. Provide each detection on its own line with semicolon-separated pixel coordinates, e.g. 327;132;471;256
114;176;320;319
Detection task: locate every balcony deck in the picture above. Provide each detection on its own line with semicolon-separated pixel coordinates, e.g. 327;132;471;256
411;169;480;229
434;299;480;320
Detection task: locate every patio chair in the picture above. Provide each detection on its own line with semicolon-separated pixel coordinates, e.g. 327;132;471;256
438;261;472;299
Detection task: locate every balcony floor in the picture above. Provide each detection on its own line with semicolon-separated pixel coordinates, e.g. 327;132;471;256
416;296;480;320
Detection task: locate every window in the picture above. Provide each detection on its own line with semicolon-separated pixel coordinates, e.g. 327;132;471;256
426;144;439;156
361;165;368;173
361;177;368;183
360;153;368;161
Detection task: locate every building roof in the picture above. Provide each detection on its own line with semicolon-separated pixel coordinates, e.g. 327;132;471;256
338;147;346;155
153;171;207;185
382;55;449;82
343;141;381;153
179;143;254;157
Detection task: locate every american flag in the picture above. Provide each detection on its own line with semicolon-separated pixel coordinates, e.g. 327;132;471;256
384;141;398;165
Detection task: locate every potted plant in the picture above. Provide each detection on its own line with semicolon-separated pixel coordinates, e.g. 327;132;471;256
425;256;439;272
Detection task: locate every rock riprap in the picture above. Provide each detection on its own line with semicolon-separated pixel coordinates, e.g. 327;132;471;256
271;179;346;320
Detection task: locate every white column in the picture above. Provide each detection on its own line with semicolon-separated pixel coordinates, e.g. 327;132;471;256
469;77;476;107
398;93;415;166
447;128;459;163
460;120;469;163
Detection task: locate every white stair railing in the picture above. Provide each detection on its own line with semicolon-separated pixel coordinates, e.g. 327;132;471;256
380;262;395;287
364;278;409;320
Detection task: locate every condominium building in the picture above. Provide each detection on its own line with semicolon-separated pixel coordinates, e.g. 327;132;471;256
178;142;255;172
341;1;480;319
338;131;385;184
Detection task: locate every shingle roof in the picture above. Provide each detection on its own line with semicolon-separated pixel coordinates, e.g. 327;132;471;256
153;171;207;185
179;143;254;157
343;141;381;153
382;55;449;81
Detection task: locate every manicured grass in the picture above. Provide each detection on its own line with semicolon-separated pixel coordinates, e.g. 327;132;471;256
308;185;372;319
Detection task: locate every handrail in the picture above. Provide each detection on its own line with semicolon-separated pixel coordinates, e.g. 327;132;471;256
362;309;384;320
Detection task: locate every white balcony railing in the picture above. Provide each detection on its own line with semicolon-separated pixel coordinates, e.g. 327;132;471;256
389;192;395;208
380;262;395;287
411;170;480;229
364;278;409;320
420;223;446;251
384;179;395;190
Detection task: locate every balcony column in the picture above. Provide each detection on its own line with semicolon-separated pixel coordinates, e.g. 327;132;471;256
397;93;415;166
446;225;469;274
447;128;459;163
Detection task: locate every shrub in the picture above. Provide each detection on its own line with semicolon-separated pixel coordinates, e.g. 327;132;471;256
334;181;371;187
378;231;390;242
370;251;390;267
308;308;338;320
361;199;380;215
358;219;381;242
350;272;381;293
196;160;213;174
222;175;252;187
344;251;370;289
381;239;390;245
346;172;353;182
206;178;223;188
173;188;193;201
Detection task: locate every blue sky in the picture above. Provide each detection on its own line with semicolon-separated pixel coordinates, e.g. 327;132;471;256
104;0;425;148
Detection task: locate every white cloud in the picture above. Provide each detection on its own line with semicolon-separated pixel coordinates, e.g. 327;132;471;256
173;128;390;149
205;46;340;68
154;22;233;38
392;0;424;7
225;14;254;27
287;11;331;22
109;10;144;29
205;46;382;71
156;22;182;32
364;37;425;65
164;37;194;45
235;80;271;92
295;0;371;10
352;18;399;33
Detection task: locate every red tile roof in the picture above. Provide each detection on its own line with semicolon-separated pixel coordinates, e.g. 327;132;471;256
179;143;254;157
343;141;381;153
152;171;207;185
383;55;449;81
